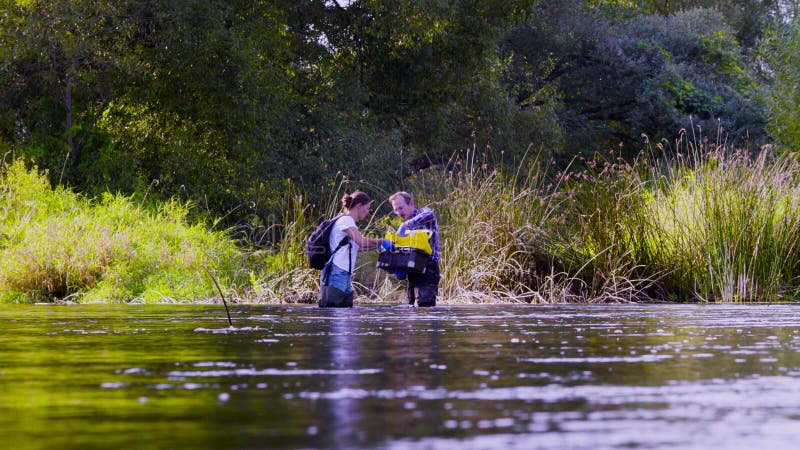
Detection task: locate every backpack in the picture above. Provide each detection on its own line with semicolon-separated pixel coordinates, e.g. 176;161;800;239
306;214;350;270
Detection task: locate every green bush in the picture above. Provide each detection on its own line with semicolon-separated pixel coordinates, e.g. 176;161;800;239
0;160;242;303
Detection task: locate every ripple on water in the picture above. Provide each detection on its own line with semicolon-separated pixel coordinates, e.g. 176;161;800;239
167;367;383;378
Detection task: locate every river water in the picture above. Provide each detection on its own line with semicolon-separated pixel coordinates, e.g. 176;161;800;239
2;303;800;449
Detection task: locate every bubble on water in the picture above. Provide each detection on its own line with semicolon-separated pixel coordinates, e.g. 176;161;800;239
494;418;514;428
477;420;493;429
194;361;236;368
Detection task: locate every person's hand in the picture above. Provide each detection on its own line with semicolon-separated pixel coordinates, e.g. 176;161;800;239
378;238;393;251
393;270;407;280
397;224;407;237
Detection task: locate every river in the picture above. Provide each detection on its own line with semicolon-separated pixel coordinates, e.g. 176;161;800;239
1;303;799;449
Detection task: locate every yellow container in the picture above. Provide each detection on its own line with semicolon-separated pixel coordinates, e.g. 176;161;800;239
385;230;432;255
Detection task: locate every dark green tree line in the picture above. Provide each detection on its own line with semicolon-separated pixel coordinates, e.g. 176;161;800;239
1;0;798;231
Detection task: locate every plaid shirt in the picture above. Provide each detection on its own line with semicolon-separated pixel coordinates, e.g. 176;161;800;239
402;206;440;262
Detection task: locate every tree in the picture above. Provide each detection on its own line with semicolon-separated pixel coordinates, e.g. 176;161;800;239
759;15;800;150
501;2;766;157
0;0;135;171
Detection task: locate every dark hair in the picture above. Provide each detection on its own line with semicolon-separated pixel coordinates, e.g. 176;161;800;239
341;190;371;211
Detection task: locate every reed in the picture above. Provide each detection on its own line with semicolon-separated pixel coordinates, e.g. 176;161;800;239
641;141;800;301
570;131;800;302
241;191;319;303
404;148;577;303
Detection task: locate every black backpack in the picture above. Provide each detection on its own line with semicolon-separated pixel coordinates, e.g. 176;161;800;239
306;214;350;270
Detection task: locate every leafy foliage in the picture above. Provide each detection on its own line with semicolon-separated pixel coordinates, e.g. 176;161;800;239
0;160;242;303
759;15;800;151
501;3;766;158
0;0;792;234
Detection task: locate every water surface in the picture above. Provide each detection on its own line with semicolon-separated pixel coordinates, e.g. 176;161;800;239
2;303;799;449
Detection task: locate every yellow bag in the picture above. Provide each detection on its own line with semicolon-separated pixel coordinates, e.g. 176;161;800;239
377;229;432;274
385;229;432;255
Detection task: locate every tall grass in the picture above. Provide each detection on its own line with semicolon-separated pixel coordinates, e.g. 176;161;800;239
241;174;402;303
641;143;800;301
570;132;800;302
8;138;797;304
0;160;242;303
239;192;318;303
404;148;580;303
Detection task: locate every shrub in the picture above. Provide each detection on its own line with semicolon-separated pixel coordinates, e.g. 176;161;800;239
0;160;242;303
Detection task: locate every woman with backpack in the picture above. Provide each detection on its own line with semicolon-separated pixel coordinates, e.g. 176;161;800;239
319;190;392;307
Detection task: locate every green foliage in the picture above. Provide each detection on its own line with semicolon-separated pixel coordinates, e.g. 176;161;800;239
502;3;766;158
0;159;242;303
0;0;794;266
399;149;578;303
759;16;800;151
564;134;800;302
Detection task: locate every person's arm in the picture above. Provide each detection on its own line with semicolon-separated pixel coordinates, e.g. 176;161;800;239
399;207;435;233
343;227;385;252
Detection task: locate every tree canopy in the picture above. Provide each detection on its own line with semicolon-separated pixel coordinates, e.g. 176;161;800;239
1;0;797;227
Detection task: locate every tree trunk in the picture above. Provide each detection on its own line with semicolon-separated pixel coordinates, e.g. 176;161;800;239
65;69;78;164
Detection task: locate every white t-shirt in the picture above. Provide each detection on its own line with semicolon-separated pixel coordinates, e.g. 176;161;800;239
329;215;359;272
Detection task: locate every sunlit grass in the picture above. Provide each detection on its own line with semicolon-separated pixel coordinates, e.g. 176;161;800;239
642;144;800;301
401;148;581;303
0;160;241;303
570;132;800;302
6;137;800;304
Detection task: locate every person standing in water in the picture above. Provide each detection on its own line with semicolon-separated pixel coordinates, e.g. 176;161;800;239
389;191;440;307
319;190;392;307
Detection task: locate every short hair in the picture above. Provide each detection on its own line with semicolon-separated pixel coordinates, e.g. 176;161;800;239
341;190;371;210
389;191;413;204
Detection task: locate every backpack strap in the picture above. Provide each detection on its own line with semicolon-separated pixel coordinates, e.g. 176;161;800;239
321;217;353;284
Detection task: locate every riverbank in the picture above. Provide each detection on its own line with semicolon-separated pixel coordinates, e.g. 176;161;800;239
3;138;800;304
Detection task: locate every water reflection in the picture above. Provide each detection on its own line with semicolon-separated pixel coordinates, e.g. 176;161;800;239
2;304;800;449
325;309;362;447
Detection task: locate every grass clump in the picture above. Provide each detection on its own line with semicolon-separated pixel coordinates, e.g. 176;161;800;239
641;144;800;301
404;149;578;303
0;159;241;303
566;131;800;302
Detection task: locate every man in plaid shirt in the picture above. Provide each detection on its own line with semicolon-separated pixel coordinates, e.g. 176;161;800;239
389;191;440;307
